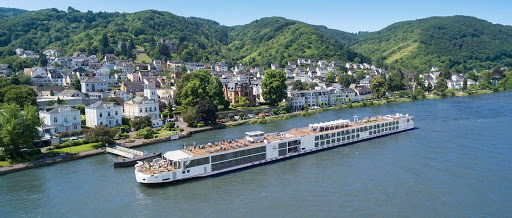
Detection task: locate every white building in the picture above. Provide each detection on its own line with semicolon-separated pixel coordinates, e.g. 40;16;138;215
39;105;81;135
287;86;357;110
81;78;108;93
85;101;123;128
123;87;163;127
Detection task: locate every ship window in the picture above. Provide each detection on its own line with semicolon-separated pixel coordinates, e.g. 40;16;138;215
337;138;340;142
351;135;355;139
321;141;325;146
356;134;360;138
351;129;355;133
326;140;330;145
369;131;372;135
373;130;376;134
337;132;341;136
315;136;319;141
342;137;345;141
356;128;359;133
332;139;335;144
407;119;410;122
279;149;287;156
315;142;319;147
332;133;336;137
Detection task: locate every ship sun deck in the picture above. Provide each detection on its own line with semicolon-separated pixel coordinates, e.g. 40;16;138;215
137;114;412;176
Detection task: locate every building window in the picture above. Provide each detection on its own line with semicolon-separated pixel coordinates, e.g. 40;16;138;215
99;112;102;118
73;116;77;120
108;112;111;117
115;111;118;116
54;117;57;123
140;108;142;113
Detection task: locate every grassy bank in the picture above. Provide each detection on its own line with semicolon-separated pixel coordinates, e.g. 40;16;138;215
49;142;104;154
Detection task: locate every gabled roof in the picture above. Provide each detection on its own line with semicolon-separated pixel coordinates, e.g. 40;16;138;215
82;78;105;83
45;105;79;113
87;100;119;109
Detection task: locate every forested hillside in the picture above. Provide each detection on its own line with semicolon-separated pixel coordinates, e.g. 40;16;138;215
0;7;27;18
350;16;512;73
225;17;369;67
0;8;368;67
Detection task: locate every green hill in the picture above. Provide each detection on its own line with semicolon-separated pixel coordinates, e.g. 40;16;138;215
350;16;512;73
226;17;369;66
0;9;367;67
0;7;28;18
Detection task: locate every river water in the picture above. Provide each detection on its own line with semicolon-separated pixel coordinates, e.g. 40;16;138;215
1;92;511;217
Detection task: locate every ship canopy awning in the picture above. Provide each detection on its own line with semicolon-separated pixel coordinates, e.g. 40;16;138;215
163;150;193;161
309;119;350;129
245;131;265;136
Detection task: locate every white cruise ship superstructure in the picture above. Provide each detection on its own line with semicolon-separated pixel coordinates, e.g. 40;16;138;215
135;113;414;184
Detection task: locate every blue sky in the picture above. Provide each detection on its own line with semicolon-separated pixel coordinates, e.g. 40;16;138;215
2;0;511;32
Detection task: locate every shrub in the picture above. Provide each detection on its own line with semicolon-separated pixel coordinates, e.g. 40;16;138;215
263;110;269;114
0;154;6;161
238;112;245;118
59;131;70;138
272;109;279;115
218;115;224;119
253;110;259;115
164;122;175;130
135;127;156;139
228;113;235;119
197;123;205;128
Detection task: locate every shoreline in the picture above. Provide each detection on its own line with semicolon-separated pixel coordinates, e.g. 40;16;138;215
0;89;501;175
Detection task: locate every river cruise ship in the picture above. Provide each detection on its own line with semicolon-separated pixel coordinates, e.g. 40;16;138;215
135;113;414;184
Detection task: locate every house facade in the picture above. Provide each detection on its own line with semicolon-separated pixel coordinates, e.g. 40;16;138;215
123;88;163;127
222;82;257;107
81;78;108;93
39;106;81;135
85;101;123;128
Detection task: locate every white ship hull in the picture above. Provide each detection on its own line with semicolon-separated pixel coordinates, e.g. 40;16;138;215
136;114;414;184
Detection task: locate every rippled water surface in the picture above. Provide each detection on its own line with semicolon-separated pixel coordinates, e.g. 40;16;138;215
1;92;511;217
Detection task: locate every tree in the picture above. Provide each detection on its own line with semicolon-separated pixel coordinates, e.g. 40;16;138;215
75;104;85;115
120;41;128;56
179;80;207;108
100;33;109;53
233;96;250;108
18;74;33;86
131;116;152;131
370;75;386;98
195;100;218;125
337;74;355;87
0;103;42;159
84;126;117;146
136;127;156;139
308;82;318;90
50;89;54;96
109;69;121;75
462;78;468;91
261;70;287;105
206;77;229;109
0;85;37;106
426;82;433;93
291;80;305;91
435;77;448;93
12;57;35;72
72;78;81;91
182;107;197;127
38;53;48;67
325;71;336;83
278;101;291;113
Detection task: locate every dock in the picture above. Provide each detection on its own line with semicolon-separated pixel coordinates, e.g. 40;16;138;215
106;146;144;158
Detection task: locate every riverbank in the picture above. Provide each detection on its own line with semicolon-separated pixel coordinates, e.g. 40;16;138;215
0;148;105;176
0;89;499;175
